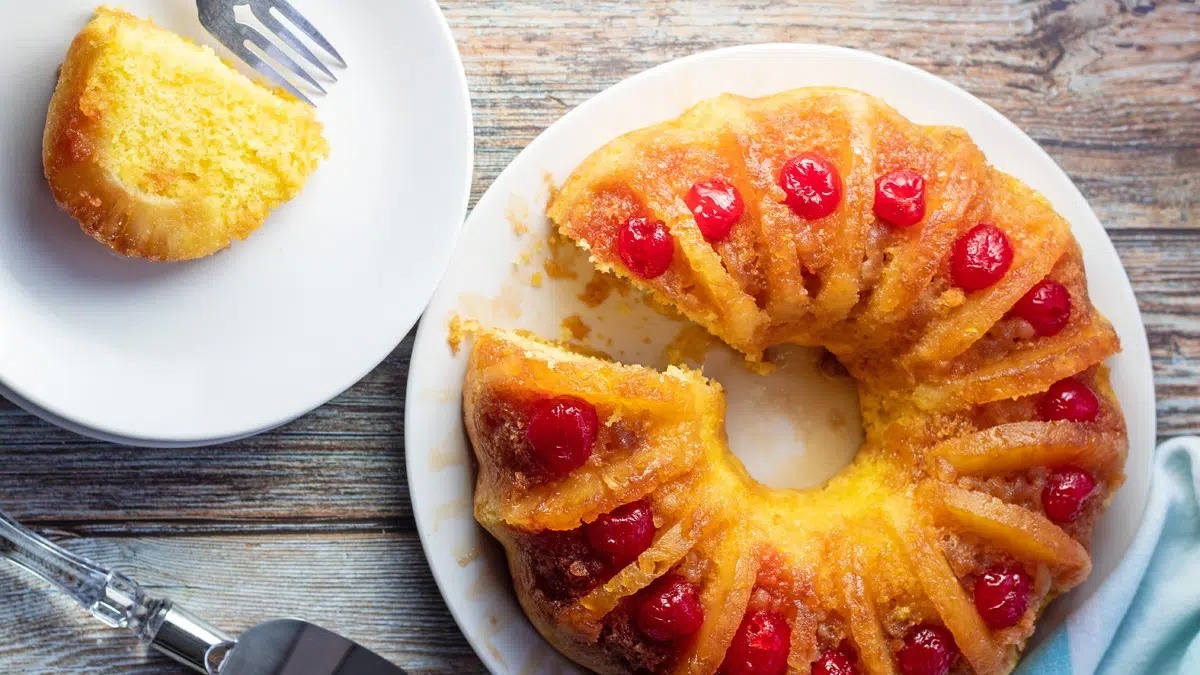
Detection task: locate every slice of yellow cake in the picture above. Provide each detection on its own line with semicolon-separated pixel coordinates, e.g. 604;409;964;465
43;7;329;261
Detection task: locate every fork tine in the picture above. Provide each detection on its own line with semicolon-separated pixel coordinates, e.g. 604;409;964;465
242;25;327;95
263;0;347;67
249;3;336;81
221;34;315;106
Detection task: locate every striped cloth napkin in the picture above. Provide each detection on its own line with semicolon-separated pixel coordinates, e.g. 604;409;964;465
1017;437;1200;674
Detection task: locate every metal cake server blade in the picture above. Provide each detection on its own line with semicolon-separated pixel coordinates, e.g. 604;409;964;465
0;509;405;674
216;620;403;675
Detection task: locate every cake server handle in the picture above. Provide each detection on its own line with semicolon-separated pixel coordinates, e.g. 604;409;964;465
0;508;234;673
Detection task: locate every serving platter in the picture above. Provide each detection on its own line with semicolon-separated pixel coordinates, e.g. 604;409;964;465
0;0;472;445
404;44;1156;673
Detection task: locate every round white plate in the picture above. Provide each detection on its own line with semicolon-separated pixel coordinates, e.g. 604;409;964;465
0;0;472;445
406;44;1155;674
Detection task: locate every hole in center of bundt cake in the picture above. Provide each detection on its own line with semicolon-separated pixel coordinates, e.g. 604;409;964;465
704;345;863;490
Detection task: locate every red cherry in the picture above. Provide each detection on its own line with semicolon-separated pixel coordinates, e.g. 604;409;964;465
950;224;1013;291
779;154;842;220
720;610;791;675
526;396;598;475
874;170;926;228
1042;467;1097;525
618;216;674;279
1038;378;1100;423
1012;280;1072;336
973;565;1032;629
812;649;859;675
636;573;704;641
585;500;655;570
897;625;957;675
686;179;744;242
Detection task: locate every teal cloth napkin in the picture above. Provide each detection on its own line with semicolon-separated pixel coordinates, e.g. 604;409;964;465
1017;437;1200;674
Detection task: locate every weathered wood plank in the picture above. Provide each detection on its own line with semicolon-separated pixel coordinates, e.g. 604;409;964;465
1111;229;1200;435
0;531;486;674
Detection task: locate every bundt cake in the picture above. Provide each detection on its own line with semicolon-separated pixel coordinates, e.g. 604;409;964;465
44;7;328;261
463;87;1127;675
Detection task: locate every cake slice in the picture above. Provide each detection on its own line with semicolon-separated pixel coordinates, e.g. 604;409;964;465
43;7;329;261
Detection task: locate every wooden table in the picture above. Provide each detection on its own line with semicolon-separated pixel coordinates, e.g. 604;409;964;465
2;1;1196;672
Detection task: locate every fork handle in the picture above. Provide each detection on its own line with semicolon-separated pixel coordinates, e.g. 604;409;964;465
0;510;233;673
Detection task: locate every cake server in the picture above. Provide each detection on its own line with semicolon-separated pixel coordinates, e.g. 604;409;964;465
0;509;405;674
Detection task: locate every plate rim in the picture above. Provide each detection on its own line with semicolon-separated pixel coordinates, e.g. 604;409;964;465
1;0;475;445
405;42;1156;674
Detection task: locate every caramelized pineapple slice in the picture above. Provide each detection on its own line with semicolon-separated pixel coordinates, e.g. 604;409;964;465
922;482;1090;585
928;421;1124;480
837;545;898;675
676;531;759;674
912;315;1118;411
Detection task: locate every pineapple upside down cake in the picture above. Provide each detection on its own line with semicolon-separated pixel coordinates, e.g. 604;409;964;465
463;88;1126;675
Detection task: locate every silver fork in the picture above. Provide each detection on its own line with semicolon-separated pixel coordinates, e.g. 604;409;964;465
197;0;346;105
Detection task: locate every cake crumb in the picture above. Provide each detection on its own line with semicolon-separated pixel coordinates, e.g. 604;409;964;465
530;271;544;287
561;315;591;341
506;197;530;235
543;230;579;280
543;171;560;203
446;313;482;355
743;359;777;376
663;325;714;366
578;271;616;307
447;314;465;355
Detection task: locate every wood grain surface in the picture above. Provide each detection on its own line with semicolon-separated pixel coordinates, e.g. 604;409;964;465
1;1;1196;672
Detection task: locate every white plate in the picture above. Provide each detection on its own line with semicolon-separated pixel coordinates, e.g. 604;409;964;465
0;0;472;445
406;44;1156;674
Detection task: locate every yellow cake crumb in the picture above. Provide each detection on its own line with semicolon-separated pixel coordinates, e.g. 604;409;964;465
447;314;465;355
578;271;616;307
561;315;591;342
663;325;714;367
543;231;579;280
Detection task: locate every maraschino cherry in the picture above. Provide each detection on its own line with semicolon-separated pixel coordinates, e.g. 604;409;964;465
720;610;791;675
779;154;842;220
1042;467;1097;525
585;500;655;570
897;625;958;675
1012;280;1072;336
618;216;674;279
636;573;704;641
1038;378;1100;423
526;396;598;475
686;179;744;242
812;647;859;675
874;170;926;228
950;224;1013;291
973;565;1032;629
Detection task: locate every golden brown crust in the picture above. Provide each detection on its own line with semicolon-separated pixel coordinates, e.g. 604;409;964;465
469;87;1127;675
